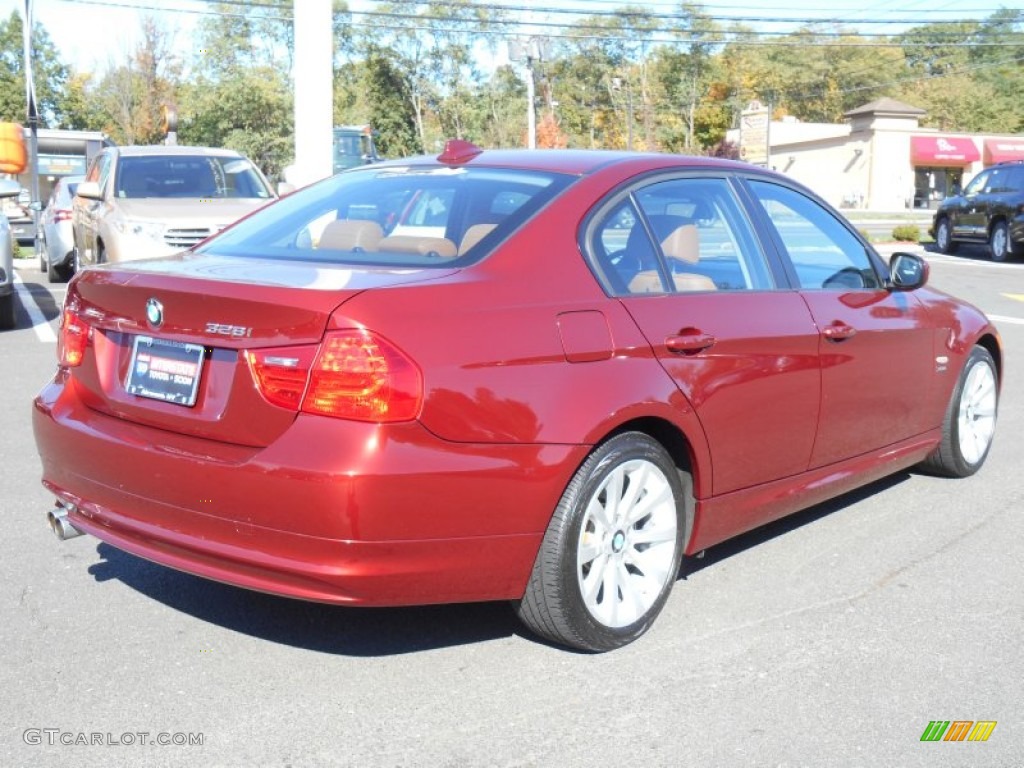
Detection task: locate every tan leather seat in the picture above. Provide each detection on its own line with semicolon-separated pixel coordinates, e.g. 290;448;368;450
628;270;666;293
458;223;497;254
660;224;717;292
318;220;384;251
378;235;458;259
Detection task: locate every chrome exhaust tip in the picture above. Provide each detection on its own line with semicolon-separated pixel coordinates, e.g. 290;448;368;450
48;505;84;541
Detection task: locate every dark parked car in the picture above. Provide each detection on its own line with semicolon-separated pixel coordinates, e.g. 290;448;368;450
932;161;1024;261
0;178;23;329
34;143;1002;651
2;186;34;247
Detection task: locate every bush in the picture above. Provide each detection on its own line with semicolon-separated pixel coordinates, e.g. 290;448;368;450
892;225;920;242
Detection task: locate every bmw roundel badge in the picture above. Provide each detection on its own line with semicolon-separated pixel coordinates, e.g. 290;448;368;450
146;298;164;328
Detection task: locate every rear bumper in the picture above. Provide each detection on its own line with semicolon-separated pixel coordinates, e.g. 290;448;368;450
33;375;587;605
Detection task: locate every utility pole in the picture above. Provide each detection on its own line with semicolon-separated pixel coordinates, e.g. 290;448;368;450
291;0;333;187
22;0;40;245
612;77;633;151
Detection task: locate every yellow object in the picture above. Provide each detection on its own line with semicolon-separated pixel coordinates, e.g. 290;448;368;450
0;122;27;174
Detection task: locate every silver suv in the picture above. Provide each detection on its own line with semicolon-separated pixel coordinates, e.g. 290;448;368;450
73;145;276;268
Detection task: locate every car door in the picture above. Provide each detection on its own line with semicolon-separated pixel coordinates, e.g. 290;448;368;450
955;169;992;239
745;179;935;469
75;150;112;266
588;175;822;496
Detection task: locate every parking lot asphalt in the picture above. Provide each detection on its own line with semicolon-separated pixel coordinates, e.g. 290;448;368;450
2;249;1022;767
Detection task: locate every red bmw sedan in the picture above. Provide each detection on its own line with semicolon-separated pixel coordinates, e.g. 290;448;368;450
34;142;1001;651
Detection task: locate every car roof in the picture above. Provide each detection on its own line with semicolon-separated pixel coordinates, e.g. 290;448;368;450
112;145;247;159
371;147;758;177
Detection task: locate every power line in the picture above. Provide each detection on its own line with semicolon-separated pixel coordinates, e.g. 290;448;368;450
61;0;1023;35
54;0;1024;49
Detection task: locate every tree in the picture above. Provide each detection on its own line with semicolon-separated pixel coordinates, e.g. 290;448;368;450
361;44;419;157
364;1;503;152
179;2;294;176
0;10;69;126
90;16;182;144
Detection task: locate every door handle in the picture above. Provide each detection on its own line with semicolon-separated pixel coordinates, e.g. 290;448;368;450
665;329;716;354
822;321;857;341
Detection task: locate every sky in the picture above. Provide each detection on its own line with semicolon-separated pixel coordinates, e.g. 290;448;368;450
0;0;1013;76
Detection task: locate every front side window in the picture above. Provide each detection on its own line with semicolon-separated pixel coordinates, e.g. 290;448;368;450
202;165;572;267
589;176;773;295
750;180;881;291
963;170;989;196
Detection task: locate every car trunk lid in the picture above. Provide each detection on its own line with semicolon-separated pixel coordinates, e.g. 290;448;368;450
64;254;456;447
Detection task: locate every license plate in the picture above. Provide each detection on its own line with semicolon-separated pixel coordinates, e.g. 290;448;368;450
125;336;205;407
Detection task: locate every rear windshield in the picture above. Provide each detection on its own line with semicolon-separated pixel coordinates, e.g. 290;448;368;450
115;155;273;200
200;165;574;267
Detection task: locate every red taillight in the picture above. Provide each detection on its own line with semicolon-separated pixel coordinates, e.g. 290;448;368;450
246;346;317;410
247;330;422;422
58;309;90;367
54;209;72;222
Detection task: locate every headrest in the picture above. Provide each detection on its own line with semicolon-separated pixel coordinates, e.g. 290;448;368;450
378;235;458;259
459;223;497;254
318;220;384;251
660;224;700;265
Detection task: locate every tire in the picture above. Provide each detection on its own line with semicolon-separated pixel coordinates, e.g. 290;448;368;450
516;432;689;652
0;292;15;331
39;242;47;273
935;217;957;254
920;346;998;478
989;221;1012;262
48;259;70;284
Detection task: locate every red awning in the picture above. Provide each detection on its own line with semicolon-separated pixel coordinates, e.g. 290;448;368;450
983;138;1024;165
910;136;980;166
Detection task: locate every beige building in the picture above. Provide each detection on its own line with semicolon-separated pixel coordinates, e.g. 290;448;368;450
730;97;1024;211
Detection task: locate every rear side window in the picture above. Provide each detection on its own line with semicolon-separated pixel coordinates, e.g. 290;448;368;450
204;166;572;267
588;176;773;295
749;180;881;291
1006;166;1024;192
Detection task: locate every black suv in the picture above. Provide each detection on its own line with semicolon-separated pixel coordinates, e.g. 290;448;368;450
931;161;1024;261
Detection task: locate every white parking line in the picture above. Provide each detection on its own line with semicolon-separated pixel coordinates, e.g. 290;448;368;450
989;314;1024;326
924;254;1024;270
12;272;57;343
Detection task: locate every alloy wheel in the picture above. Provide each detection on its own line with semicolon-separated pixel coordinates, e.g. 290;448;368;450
957;358;997;466
576;458;678;628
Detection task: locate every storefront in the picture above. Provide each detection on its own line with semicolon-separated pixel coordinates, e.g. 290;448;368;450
735;98;1024;211
983;138;1024;165
910;135;980;209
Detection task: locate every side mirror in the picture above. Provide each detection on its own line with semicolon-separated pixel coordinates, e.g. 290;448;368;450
75;181;102;201
889;252;929;291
